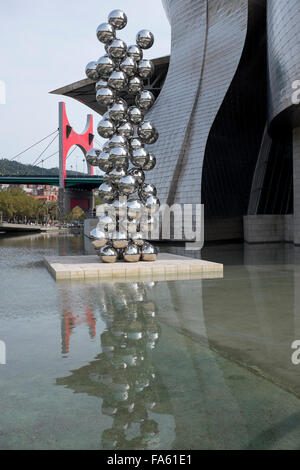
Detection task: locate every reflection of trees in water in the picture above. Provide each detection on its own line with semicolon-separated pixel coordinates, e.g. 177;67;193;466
57;282;171;450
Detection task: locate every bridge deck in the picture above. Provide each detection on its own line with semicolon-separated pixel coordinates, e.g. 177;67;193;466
0;175;103;189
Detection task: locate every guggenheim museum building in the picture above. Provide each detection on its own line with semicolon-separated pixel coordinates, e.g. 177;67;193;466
52;0;300;244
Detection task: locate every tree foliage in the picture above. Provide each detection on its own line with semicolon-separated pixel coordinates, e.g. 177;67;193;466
0;188;57;223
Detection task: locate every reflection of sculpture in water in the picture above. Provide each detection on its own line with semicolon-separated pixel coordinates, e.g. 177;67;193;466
57;282;171;450
61;305;96;355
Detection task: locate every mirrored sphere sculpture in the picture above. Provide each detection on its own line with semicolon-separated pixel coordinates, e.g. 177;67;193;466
86;9;158;263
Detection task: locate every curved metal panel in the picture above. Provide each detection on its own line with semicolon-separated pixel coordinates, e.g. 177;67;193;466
146;0;248;207
267;0;300;131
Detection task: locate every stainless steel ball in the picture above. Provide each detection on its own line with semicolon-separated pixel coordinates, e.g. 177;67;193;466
108;70;128;91
128;168;145;185
98;182;117;203
128;76;144;94
85;61;99;81
127;44;143;61
92;236;108;249
97;117;116;139
136;30;154;49
109;146;129;169
108;100;128;122
129;137;144;150
123;243;141;263
85;148;100;166
131;232;144;247
141;242;157;261
98;215;116;232
95;78;108;92
146;129;159;144
127;106;143;124
120;57;137;77
118;175;137;196
137;121;157;143
90;226;107;241
138;59;154;79
130;147;149;168
140;215;156;232
108;39;127;60
136;90;155;110
108;10;127;30
96;55;115;78
96;87;116;106
96;151;113;172
139;183;157;200
100;244;118;263
117;121;134;138
102;140;111;152
144;195;160;214
96;23;116;44
108;167;127;185
108;134;128;148
143;153;156;171
111;231;129;249
127;199;144;220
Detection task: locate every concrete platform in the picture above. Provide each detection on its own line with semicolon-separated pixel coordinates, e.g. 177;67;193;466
44;254;223;282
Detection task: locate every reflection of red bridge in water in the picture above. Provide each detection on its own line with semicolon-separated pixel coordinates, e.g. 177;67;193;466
61;305;96;355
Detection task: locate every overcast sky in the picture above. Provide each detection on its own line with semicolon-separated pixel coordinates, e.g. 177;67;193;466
0;0;170;173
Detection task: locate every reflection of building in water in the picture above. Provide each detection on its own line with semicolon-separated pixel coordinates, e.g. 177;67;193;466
57;282;172;450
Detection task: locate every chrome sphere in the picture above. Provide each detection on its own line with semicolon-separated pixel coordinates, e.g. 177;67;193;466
129;137;144;150
97;118;116;139
98;182;117;203
136;90;155;110
139;183;157;200
127;106;143;124
128;76;144;94
144;195;160;214
108;101;128;123
111;198;127;217
109;146;129;169
85;148;100;166
96;23;116;44
131;232;144;247
108;134;128;148
90;226;107;241
96;151;113;172
98;215;115;232
127;199;144;220
117;121;134;138
100;244;118;263
123;243;141;263
118;175;137;196
108;70;128;91
92;237;108;249
108;10;127;30
108;167;126;185
136;30;154;49
138;121;157;143
127;44;143;61
141;242;157;261
126;220;138;234
85;61;99;81
96;55;115;78
111;231;129;249
143;153;156;171
146;129;159;144
95;78;108;92
128;167;145;185
96;87;116;106
120;57;137;77
130;147;149;168
108;39;127;60
138;59;154;79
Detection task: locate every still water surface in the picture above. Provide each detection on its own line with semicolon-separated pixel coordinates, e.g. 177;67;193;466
0;233;300;449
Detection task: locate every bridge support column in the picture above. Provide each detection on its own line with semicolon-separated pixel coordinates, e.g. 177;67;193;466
58;188;94;220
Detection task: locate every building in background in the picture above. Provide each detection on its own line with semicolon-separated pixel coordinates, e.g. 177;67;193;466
52;0;300;244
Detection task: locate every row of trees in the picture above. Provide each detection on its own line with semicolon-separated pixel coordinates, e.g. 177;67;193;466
0;188;57;224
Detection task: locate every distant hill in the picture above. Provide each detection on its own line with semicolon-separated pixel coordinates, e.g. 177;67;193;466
0;159;84;177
